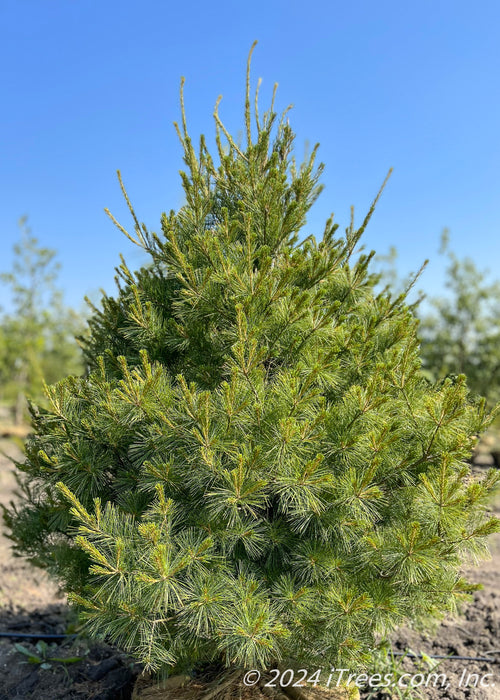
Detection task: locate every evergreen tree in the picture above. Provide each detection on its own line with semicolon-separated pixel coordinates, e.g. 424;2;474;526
419;230;500;407
0;218;84;423
375;231;500;408
4;46;500;681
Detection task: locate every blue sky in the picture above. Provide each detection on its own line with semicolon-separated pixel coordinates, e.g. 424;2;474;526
1;0;499;312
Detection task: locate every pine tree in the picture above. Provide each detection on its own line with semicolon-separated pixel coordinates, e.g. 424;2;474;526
4;45;500;683
418;230;500;407
0;218;84;423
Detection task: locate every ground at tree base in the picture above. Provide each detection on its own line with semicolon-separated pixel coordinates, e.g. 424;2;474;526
0;440;499;700
131;669;357;700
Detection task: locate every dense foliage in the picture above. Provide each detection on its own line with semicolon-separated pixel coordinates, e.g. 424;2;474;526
5;50;500;675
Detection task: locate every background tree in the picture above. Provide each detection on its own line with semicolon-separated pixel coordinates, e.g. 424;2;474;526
375;232;500;408
0;218;85;423
418;230;500;407
4;51;499;690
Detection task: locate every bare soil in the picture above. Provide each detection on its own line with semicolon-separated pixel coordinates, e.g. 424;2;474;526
0;438;498;700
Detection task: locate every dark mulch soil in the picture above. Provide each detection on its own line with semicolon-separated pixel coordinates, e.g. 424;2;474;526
0;606;139;698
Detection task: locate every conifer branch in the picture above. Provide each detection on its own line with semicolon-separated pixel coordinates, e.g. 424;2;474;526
104;207;142;248
213;97;248;162
245;40;258;148
254;77;263;133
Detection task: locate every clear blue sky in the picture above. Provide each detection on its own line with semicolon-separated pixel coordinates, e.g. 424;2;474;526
1;0;499;311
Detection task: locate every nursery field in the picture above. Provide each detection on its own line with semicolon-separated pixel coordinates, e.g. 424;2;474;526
0;438;499;700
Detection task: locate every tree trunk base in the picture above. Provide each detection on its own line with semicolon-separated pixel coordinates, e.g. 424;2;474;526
132;672;359;700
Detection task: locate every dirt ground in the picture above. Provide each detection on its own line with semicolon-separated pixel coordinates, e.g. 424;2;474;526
0;438;499;700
